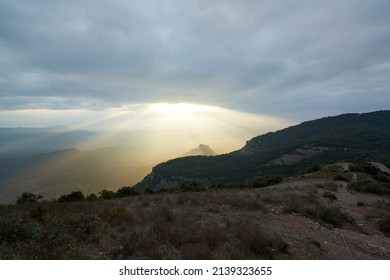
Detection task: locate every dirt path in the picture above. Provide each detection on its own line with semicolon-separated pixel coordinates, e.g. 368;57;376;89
254;172;390;259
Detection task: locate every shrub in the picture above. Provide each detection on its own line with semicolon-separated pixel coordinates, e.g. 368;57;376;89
377;216;390;236
29;206;48;222
98;206;128;225
318;182;339;191
116;186;139;197
58;191;85;202
234;220;289;259
249;176;283;188
144;187;154;195
99;189;116;199
179;243;212;260
347;180;390;196
66;213;102;242
323;192;337;200
171;182;207;193
86;193;98;201
0;211;42;243
17;192;43;204
374;173;390;183
333;174;348;182
318;207;353;227
349;162;379;176
357;201;364;207
281;194;318;216
305;163;321;173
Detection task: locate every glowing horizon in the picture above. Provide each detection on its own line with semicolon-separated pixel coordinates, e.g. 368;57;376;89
0;103;294;155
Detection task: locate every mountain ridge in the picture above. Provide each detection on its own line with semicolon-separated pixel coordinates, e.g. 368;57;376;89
134;110;390;192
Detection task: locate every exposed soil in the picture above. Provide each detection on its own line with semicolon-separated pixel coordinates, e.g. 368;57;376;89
252;164;390;259
269;145;331;165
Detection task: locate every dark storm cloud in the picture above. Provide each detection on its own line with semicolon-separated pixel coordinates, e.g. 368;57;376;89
0;0;389;118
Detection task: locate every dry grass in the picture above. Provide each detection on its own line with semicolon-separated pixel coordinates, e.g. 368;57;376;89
0;189;288;260
1;162;389;260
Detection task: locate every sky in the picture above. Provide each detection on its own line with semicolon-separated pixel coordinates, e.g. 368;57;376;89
0;0;389;138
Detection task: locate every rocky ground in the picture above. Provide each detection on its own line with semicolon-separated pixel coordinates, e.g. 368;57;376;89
254;163;390;259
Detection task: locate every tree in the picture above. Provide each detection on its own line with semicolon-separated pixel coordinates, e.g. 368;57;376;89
17;192;43;204
57;191;85;203
116;186;139;197
86;193;98;201
99;189;116;200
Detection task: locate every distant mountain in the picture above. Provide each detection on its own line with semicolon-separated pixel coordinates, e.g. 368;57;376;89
0;125;71;134
134;110;390;192
0;126;201;203
0;127;96;157
0;146;154;203
181;144;216;157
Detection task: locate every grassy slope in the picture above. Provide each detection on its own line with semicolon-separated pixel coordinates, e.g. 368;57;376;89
1;162;389;260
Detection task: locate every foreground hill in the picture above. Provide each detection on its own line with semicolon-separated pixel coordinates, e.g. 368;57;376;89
1;161;389;259
134;111;390;192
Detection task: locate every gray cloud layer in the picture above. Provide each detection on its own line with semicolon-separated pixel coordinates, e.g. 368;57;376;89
1;0;389;119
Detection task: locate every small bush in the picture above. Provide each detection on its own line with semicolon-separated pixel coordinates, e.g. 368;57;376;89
377;216;390;236
305;163;321;173
116;186;139;197
281;194;318;217
144;187;154;195
0;212;42;243
29;206;48;222
262;196;282;205
323;192;337;201
333;174;348;182
17;192;43;204
317;182;339;191
249;176;283;188
310;239;322;248
58;191;85;203
234;220;288;259
347;180;390;196
179;243;212;260
318;207;353;227
304;208;318;218
98;206;127;225
374;173;390;183
99;189;116;199
86;193;98;201
357;201;364;207
171;182;207;193
349;162;379;175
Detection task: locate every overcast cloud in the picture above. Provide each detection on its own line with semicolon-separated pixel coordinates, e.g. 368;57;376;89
0;0;389;120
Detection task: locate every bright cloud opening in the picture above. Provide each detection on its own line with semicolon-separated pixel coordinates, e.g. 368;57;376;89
0;103;294;156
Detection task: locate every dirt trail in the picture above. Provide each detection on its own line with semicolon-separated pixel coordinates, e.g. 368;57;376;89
254;170;390;259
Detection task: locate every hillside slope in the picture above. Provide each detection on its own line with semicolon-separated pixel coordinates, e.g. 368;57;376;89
2;161;389;259
134;111;390;191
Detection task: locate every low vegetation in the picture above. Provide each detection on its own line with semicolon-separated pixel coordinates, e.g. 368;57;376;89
346;162;390;196
0;191;288;260
1;160;389;259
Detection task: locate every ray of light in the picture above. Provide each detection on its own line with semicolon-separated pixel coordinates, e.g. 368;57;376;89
0;104;294;156
0;104;295;201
